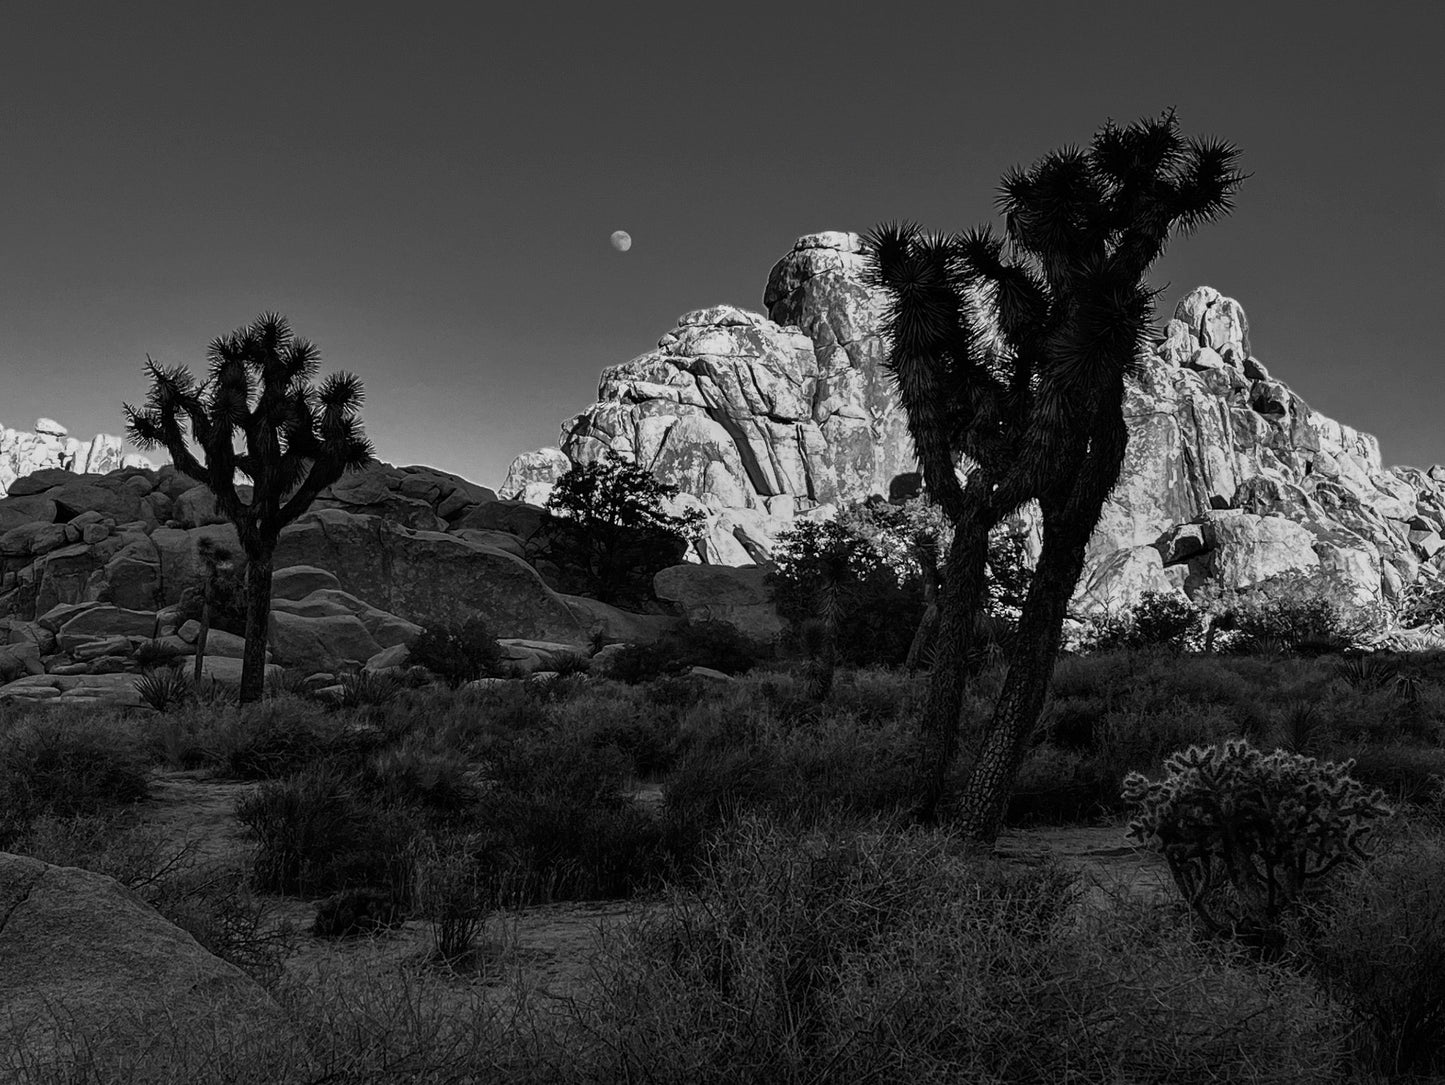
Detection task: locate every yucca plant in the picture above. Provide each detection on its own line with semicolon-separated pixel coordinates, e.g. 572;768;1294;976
864;110;1246;838
337;670;403;708
125;314;374;703
134;667;194;713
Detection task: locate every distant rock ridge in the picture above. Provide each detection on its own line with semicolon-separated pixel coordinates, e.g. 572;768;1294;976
504;230;1445;619
0;418;151;498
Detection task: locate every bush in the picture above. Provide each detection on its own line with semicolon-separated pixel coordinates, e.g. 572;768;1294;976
408;618;503;689
1201;570;1360;654
1083;591;1202;653
0;715;149;847
215;701;378;779
533;452;704;605
658;621;766;675
568;816;1345;1084
360;735;481;823
413;833;490;964
769;514;923;669
1124;738;1393;955
475;730;673;902
1296;823;1445;1078
133;638;190;670
134;666;194;712
235;766;419;898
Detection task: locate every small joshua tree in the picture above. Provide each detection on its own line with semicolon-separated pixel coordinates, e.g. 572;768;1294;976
125;314;374;703
1123;738;1393;955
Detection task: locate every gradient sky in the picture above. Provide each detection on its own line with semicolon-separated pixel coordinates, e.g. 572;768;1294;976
3;4;1442;489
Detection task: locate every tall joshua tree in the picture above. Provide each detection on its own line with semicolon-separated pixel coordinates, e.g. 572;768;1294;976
865;110;1245;840
125;314;374;703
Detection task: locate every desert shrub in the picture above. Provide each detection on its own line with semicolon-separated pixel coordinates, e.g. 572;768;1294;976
335;669;404;708
408;617;503;688
235;766;420;898
213;701;378;779
360;734;481;823
1330;742;1445;807
476;730;673;902
1201;569;1359;655
150;863;299;984
1293;822;1445;1078
0;715;149;846
134;665;194;712
568;816;1344;1084
659;620;767;675
1083;590;1202;653
413;833;490;964
1124;738;1393;956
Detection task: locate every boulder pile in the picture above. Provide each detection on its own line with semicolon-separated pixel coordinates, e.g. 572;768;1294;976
0;461;693;706
505;231;1445;620
0;417;150;498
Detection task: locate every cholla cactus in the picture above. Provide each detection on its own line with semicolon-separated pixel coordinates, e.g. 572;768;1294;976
1123;738;1393;949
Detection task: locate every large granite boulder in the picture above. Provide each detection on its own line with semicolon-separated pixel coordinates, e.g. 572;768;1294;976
653;564;784;642
0;852;282;1073
273;509;584;643
309;462;497;529
498;446;571;505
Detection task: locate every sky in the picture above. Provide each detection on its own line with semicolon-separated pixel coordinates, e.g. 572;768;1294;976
2;3;1442;489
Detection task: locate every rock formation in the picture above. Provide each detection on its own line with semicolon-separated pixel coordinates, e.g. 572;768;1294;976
0;461;615;703
0;418;150;498
505;231;1445;621
0;851;285;1073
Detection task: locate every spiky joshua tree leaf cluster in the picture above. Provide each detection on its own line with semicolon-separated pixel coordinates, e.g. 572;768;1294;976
124;313;374;702
862;109;1246;840
1123;738;1393;951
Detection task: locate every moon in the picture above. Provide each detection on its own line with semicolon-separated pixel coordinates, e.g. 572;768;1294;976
610;230;632;253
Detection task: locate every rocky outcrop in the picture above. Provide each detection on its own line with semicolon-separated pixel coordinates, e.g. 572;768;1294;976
0;459;611;699
0;418;150;498
506;231;1445;624
0;851;283;1073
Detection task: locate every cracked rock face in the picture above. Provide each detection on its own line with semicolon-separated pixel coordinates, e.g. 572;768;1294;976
506;231;1445;623
509;233;914;563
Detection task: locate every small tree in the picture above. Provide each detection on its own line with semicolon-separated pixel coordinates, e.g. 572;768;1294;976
534;452;704;605
189;536;239;682
125;314;373;703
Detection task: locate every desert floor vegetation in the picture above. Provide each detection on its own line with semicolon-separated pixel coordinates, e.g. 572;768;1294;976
7;647;1445;1082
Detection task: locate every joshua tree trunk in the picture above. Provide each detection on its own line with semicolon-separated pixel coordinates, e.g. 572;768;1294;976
807;584;841;702
905;532;941;672
914;507;994;824
239;548;274;704
952;513;1089;845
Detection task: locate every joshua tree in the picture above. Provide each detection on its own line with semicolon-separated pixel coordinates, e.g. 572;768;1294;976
865;110;1245;840
125;314;374;703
